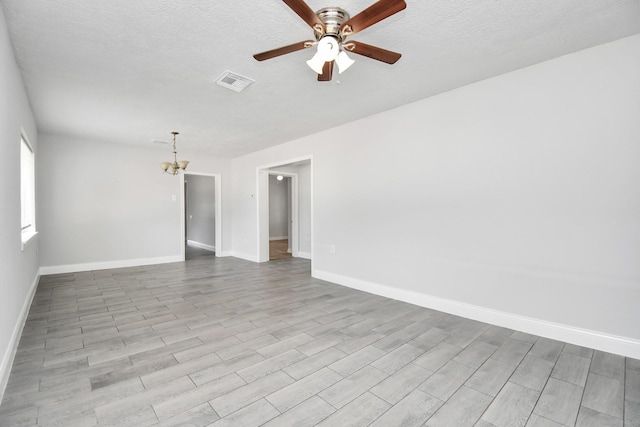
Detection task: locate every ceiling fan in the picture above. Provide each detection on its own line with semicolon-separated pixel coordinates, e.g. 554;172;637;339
253;0;406;81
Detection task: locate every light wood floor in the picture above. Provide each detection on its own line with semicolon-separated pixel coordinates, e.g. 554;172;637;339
1;257;638;426
269;239;292;260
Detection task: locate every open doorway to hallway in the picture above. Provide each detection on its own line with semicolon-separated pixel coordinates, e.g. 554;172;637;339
257;158;312;263
183;173;222;261
269;174;292;260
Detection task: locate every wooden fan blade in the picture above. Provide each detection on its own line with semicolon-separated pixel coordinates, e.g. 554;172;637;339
253;40;314;61
318;61;334;81
283;0;324;30
340;0;406;36
346;41;401;64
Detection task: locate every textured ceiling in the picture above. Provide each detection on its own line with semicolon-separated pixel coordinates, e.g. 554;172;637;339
2;0;640;157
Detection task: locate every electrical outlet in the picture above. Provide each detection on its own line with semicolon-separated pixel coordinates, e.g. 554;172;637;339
329;244;335;254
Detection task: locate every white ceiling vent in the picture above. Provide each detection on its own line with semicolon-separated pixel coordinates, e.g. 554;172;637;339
216;71;255;92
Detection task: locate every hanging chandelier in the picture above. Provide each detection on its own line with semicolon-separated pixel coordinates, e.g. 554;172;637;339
160;131;189;175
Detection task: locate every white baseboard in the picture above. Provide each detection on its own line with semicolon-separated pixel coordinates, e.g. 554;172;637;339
312;269;640;359
0;271;40;403
215;250;233;257
39;256;183;275
186;240;215;252
297;251;312;260
269;236;288;241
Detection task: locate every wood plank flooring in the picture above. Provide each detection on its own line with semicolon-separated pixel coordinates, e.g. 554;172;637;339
1;257;638;426
269;239;292;260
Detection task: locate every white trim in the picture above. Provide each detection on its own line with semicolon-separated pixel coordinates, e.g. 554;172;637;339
297;251;312;260
1;271;40;402
312;269;640;359
21;230;38;251
256;155;314;171
187;240;215;252
309;158;314;270
290;174;299;258
216;250;233;257
269;236;288;241
180;173;186;261
39;256;183;275
257;169;270;262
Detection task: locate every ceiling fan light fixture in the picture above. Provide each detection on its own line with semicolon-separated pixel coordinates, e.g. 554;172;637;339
307;36;342;74
253;0;406;81
317;37;339;61
336;50;355;74
306;51;326;74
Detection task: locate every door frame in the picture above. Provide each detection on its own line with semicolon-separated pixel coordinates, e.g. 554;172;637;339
180;172;222;261
257;156;312;263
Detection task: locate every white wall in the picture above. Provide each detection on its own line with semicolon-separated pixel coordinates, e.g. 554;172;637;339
0;6;40;400
269;175;289;239
38;134;232;272
230;35;640;357
186;174;216;248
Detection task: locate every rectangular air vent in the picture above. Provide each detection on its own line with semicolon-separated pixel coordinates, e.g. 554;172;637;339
215;71;255;93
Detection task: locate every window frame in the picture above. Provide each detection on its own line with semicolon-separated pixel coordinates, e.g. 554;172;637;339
20;132;37;250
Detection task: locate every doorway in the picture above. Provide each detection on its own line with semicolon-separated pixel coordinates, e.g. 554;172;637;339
269;174;292;260
181;173;222;261
257;157;312;263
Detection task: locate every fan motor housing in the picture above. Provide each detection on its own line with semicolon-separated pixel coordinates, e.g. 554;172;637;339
315;7;350;39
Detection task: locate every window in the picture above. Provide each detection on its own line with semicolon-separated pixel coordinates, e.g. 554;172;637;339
21;134;36;247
